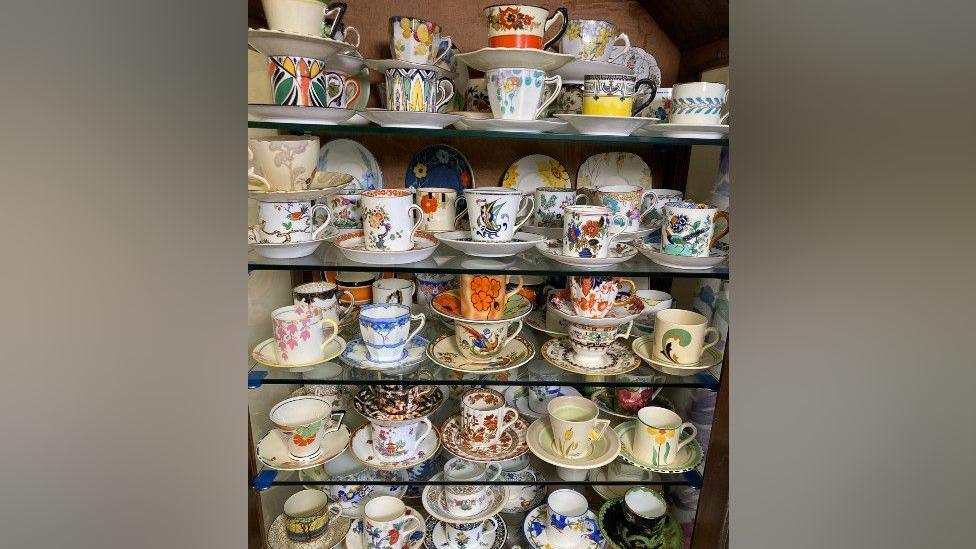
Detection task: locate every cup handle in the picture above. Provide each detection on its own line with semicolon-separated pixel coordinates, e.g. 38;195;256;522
632;79;658;115
674;421;698;455
591;419;611;442
319;318;339;349
413;417;434;447
607;33;631;63
505;275;525;302
542;7;569;51
503;319;524;347
453;210;466;230
534;75;562;119
433;78;456;112
496;406;520;439
323;72;344;107
309;204;334;239
322;2;347;37
720;111;730;123
574;193;588;205
322;410;345;435
344;77;362;108
616;279;638;304
512;196;535;233
407;313;426;343
616;319;634;340
701;327;721;356
710;211;730;249
247;167;271;191
719;89;730;123
407;204;424;242
337;290;356;319
341;26;360;48
608;214;628;241
401;515;425;549
432;35;453;65
636;190;656;224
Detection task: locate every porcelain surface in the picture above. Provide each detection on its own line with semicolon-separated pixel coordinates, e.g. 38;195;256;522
252;336;347;368
248;28;357;59
553;114;655;136
427;334;534;374
353;385;446;423
613;421;703;474
345;505;426;549
541;338;640;376
597;497;682;549
361;109;462;129
435;231;544;257
318;138;383;191
553;58;633;84
636;122;729;139
268;512;352;549
456;118;570;133
440;414;530;463
423;515;507;549
635;240;729;270
501;155;572;194
548;290;645;327
526;418;620;470
421;473;507;524
340;335;429;371
248;104;358;125
430;290;532;324
350;423;441;471
523;504;607;549
631;335;723;376
504;386;580;421
258;425;351;471
456;48;574;72
364;58;453;78
333;231;439;265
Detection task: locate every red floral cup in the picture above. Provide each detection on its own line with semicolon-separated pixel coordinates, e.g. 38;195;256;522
484;4;568;50
460;388;519;449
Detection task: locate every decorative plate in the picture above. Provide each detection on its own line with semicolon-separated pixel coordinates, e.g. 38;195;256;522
434;231;544;257
541;338;640;376
576;152;652;192
404;145;474;198
525;417;621;470
590;389;676;421
637;123;729;139
421;473;506;524
257;425;351;471
523;504;607;549
631;335;723;376
553;58;633;85
364;58;453;78
430;290;533;324
340;335;429;371
536;239;638;268
525;310;567;337
248;104;358;125
613;420;703;474
333;231;440;265
439;414;530;463
360;109;462;129
597;497;682;549
353;385;446;423
548;290;646;327
456;48;575;72
504;386;581;421
456;118;570;133
346;505;426;549
587;465;659;500
634;240;729;270
424;514;507;549
248;28;356;59
250;233;332;260
318;138;383;191
427;334;534;374
268;512;351;549
553;114;656;136
349;423;441;471
252;336;347;368
501;155;572;193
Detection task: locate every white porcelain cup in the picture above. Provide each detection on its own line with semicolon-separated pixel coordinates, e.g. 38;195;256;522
669;82;729;125
271;305;339;365
372;278;416;305
486;68;561;121
256;201;333;244
361;189;424;251
546;395;611;459
545;489;593;548
269;395;345;459
460;188;533;243
369;417;434;464
443;518;500;549
652;309;720;365
362;496;424;549
248;136;320;192
261;0;357;41
454;319;523;360
633;406;697;466
567;321;634;366
440;457;502;517
358;303;426;363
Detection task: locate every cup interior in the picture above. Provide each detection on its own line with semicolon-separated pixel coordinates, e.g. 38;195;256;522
284;489;328;518
294;281;338;297
597;184;641;194
548;395;598;423
271;396;331;428
465;187;522;197
624;488;667;519
637;406;682;430
547;489;588;517
444;457;486;481
655;308;707;326
374;278;413;292
364;495;404;522
359;303;410;321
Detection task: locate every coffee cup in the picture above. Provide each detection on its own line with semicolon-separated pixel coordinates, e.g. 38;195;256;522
621;487;667;538
484;4;568;50
442;518;500;549
294;281;355;327
441;457;502;517
594;184;654;232
248;136;319;192
372;278;416;305
270;395;345;459
669;81;729;125
633;406;697;466
465;78;491;112
455;319;523;359
271;305;340;365
261;0;354;39
534;187;587;227
458;274;525;321
546;395;610;458
255;201;333;243
283;489;342;542
361;189;424;251
460;388;519;449
460;188;534;243
559;19;629;62
330;192;364;229
661;201;729;257
390;16;452;65
567;321;634;365
582;74;657;117
364;384;437;417
268;55;361;107
544;489;594;547
568;276;637;319
652;308;720;365
486;68;561;121
358;303;426;363
385;67;455;113
369;417;434;464
416;187;461;232
561;205;627;258
361;496;424;549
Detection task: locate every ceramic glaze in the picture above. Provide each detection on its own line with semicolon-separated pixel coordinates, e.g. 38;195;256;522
361;189;424;251
269;395;344;460
460;388;519;449
634;407;697;467
358;303;426;362
462;188;533;243
559;19;629;62
547;396;611;459
652;308;720;365
661;201;729;258
390;16;452;65
486;68;561;121
248;135;320;192
594;184;653;232
561;206;626;259
484;4;568;50
369;417;434;464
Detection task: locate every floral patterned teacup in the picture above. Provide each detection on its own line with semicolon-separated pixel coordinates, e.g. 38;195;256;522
248;135;319;192
270;395;345;460
464;78;491;112
559;19;629;62
486;68;561;120
417;273;457;314
369;417;434;464
545;489;593;547
653;309;720;365
595;184;654;232
547;395;611;458
460;388;519;449
567;321;634;366
568;276;637;319
415;187;460;232
330;192;364;229
361;189;424;251
389;16;452;65
455;319;524;359
441;457;502;517
358;303;426;363
634;406;697;466
484;4;568;50
458;274;525;321
444;518;501;549
271;305;340;365
283;489;342;543
461;188;533;242
661;201;729;257
256;200;333;243
644;188;682;223
561;205;627;258
361;496;424;549
534;187;586;227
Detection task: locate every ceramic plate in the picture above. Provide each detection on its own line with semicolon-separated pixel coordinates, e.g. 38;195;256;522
346;505;426;549
248;28;356;59
523;504;607;549
248;104;358;125
553;59;633;84
541;338;640;376
360;109;462;129
268;512;351;549
250;235;330;260
502;155;572;193
631;335;723;376
614;420;703;474
577;152;652;194
457;118;571;133
597;498;682;549
526;417;620;470
318;139;383;191
421;473;507;524
424;514;507;549
252;336;347;368
554;114;655;136
536;239;638;268
426;334;534;374
637;123;729;139
587;466;659;500
349;422;441;471
504;386;581;421
257;425;351;471
333;231;440;265
430;290;532;324
525;310;567;337
404;145;474;197
340;336;430;371
434;231;544;257
440;414;530;463
635;240;729;270
456;48;574;72
364;58;453;78
353;385;446;423
548;290;646;327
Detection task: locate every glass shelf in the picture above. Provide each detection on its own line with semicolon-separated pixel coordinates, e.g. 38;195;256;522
247;120;728;146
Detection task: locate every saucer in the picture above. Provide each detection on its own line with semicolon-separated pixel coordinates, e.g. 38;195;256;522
431;290;533;324
597;497;682;549
587;465;659;500
252;336;347;368
421;473;507;524
248;104;358;125
526;417;621;470
631;335;723;376
333;231;440;265
424;514;507;549
548;290;646;327
268;512;351;549
250;229;338;260
535;239;638;268
248;28;356;59
638;122;729;139
349;422;441;471
346;505;426;549
247;172;354;202
257;424;351;471
504;386;581;421
360;109;462;129
455;117;571;133
590;389;675;420
523;504;607;549
434;231;544;257
634;240;729;270
450;111;494;120
541;338;640;376
440;414;530;463
364;58;453;78
427;334;534;374
328;52;366;74
456;48;574;72
553;58;633;84
525;310;567;337
614;420;704;474
353;385;446;423
339;336;429;371
554;114;657;136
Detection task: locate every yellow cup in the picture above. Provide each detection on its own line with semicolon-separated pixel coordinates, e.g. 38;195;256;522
582;95;634;116
582;74;656;117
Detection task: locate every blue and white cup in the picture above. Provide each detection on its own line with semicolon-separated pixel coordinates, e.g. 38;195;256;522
486;68;561;121
443;517;501;549
545;489;594;547
669;82;729;125
358;303;426;362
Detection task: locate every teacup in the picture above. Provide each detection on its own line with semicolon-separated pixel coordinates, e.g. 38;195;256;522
458;274;525;321
365;384;438;417
545;489;592;547
550;83;583;115
372;278;416;305
283;489;342;543
271;305;339;365
486;68;561;121
634;406;697;466
254;201;333;243
640;87;672;120
270;395;345;459
443;518;501;549
385;67;455;113
441;457;502;517
484;4;568;50
330;192;364;229
361;496;424;549
652;309;720;365
621;487;667;538
369;417;434;464
669;81;729;125
547;396;611;458
268;56;361;107
582;74;657;117
567;321;634;366
560;19;629;62
361;189;424;251
460;388;519;449
248;135;319;192
608;460;655;483
358;303;426;363
455;319;524;359
464;78;491;112
335;271;377;303
294;281;355;326
568;276;637;319
661;201;729;257
613;372;666;412
261;0;352;38
643;188;683;223
389;16;452;65
416;187;460;232
461;188;533;243
561;205;627;258
594;184;653;232
534;187;586;227
634;289;673;326
319;1;359;43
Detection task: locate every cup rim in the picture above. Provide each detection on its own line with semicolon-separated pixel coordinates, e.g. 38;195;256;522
655;308;708;326
363;495;406;522
546;395;598;423
270;395;332;429
637;406;682;430
464;187;522;195
389;15;442;31
415;186;458;195
294;281;338;295
547;488;588;517
664;200;713;210
272;304;317;321
623;486;667;519
248;135;319;144
284;489;329;518
583;73;637;80
484;3;550;12
564;204;611;215
359;302;411;319
363;188;412;198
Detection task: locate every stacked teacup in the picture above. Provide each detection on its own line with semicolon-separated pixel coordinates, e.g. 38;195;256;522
347;495;427;549
427;457;505;542
457;187;533;244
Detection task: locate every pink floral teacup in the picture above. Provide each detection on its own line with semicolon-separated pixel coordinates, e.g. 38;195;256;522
271;305;339;365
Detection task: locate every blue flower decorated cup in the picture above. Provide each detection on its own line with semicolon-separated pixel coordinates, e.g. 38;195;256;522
358;303;426;362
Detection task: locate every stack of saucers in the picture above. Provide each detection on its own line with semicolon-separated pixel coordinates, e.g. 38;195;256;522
421;456;508;549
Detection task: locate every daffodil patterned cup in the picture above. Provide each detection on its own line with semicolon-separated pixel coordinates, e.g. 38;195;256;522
384;67;455;113
534;187;587;227
652;309;720;365
559;19;630;62
283;489;342;543
455;319;524;359
484;4;568;50
461;188;534;242
256;200;333;243
545;489;593;547
361;496;424;549
444;518;501;549
633;406;697;466
270;395;345;460
486;68;561;120
661;201;730;257
595;184;654;232
361;189;424;251
546;396;610;459
561;205;627;258
389;16;452;65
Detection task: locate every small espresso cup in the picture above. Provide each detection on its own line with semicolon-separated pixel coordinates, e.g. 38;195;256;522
661;201;729;257
484;4;568;50
248;135;319;192
560;19;629;62
568;276;638;319
369;417;434;464
330;192;364;229
547;395;611;458
358;303;426;363
283;489;342;543
441;457;502;517
361;189;424;251
361;496;424;549
460;388;519;449
262;0;352;38
256;201;332;244
634;406;697;466
389;16;452;65
455;319;524;359
534;187;587;227
567;321;634;366
669;82;729;125
594;184;654;232
621;487;668;540
270;395;345;460
385;67;455;113
271;305;340;365
545;489;593;547
268;56;361;108
562;205;627;258
294;281;355;327
461;187;534;242
416;187;460;232
372;278;416;305
443;518;501;549
458;274;525;321
582;74;657;117
486;68;561;121
653;308;720;365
